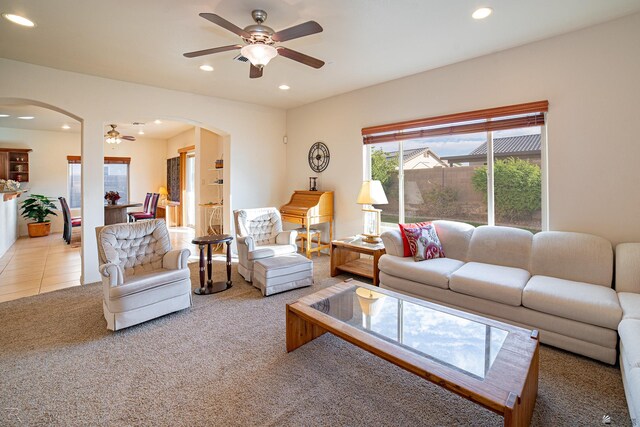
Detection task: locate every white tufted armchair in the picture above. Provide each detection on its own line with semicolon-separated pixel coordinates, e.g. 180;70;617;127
96;219;192;331
233;207;297;282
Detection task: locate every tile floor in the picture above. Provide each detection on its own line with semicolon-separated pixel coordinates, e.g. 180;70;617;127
0;227;199;304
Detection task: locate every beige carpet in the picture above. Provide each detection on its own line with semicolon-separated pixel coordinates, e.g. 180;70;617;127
0;255;631;426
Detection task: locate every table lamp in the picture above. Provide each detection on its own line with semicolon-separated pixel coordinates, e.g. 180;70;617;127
356;180;388;243
158;186;168;205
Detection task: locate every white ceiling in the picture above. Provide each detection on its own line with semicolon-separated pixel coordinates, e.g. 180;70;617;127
1;0;640;109
0;104;193;139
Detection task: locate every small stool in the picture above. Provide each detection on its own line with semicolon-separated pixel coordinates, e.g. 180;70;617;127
253;254;313;296
295;227;322;258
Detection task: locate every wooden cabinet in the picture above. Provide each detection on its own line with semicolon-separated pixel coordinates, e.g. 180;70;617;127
0;148;32;183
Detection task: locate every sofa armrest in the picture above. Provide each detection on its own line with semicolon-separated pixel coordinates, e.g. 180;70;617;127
276;230;298;246
381;230;404;257
237;235;255;252
616;243;640;293
99;263;124;287
163;249;190;270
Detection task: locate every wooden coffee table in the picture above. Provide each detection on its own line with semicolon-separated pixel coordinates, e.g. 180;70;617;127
286;280;539;426
330;236;385;286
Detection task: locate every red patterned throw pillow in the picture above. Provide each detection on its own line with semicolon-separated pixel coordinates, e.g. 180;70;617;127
398;222;430;257
403;223;445;261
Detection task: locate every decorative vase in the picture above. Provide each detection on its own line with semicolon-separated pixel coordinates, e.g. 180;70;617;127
108;199;116;205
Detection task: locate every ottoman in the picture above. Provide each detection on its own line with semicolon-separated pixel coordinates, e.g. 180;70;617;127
253;254;313;296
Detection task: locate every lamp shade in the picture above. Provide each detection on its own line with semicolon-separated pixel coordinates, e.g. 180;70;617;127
158;186;168;196
240;44;278;67
356;180;388;205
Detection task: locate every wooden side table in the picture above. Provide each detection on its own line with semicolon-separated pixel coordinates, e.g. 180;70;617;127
330;236;386;286
192;234;233;295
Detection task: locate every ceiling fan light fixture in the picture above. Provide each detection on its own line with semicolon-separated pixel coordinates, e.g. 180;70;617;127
241;44;277;68
106;137;121;145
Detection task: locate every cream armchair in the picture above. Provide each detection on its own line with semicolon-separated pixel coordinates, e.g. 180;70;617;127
233;207;297;282
96;219;192;331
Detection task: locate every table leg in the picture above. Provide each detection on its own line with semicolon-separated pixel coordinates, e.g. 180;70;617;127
286;305;327;352
225;241;232;287
196;244;205;293
207;243;213;286
373;250;383;286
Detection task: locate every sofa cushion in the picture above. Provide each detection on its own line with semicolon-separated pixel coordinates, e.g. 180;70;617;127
467;226;533;270
399;222;429;257
254;253;312;279
378;255;464;289
110;267;190;298
522;275;622;329
403;223;445;261
449;262;530;306
619;319;640;369
433;220;475;262
619;293;640;320
531;231;613;287
248;244;297;260
616;243;640;293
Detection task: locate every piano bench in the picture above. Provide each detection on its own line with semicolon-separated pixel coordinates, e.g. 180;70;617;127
253;254;313;297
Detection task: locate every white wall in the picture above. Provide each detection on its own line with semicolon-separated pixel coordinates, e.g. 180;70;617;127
0;127;80;235
285;13;640;246
1;59;287;284
0;197;18;258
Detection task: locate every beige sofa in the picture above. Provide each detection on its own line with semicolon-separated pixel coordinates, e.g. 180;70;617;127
379;220;622;365
616;243;640;425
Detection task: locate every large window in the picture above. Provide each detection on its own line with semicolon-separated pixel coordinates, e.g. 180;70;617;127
67;156;131;208
363;101;547;232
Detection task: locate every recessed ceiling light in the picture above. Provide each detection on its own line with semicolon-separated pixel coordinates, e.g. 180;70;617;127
2;13;36;27
199;65;214;72
61;124;71;130
17;116;34;120
154;119;162;124
138;130;145;135
0;114;9;118
278;84;290;91
472;7;493;20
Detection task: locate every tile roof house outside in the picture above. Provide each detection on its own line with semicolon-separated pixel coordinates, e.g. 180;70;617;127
385;147;451;169
442;134;541;165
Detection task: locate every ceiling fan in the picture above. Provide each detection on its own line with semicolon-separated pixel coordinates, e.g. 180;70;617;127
183;9;325;78
105;124;135;144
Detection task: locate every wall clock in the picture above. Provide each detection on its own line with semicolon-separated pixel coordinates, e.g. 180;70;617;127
308;141;330;173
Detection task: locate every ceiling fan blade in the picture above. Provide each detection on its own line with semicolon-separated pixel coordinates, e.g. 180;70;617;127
277;47;325;69
183;44;241;58
122;136;136;141
199;13;251;39
250;64;263;79
272;21;323;42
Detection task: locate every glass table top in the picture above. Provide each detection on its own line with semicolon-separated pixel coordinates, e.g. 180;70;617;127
334;236;385;250
310;285;508;379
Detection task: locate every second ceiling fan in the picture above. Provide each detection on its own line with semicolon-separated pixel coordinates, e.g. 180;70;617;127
183;9;325;78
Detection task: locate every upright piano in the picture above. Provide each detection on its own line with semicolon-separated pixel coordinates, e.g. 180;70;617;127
280;190;334;258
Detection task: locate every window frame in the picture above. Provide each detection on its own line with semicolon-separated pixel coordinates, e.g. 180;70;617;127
362;102;549;230
67;156;131;209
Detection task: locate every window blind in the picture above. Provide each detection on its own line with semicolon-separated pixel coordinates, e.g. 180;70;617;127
361;101;548;145
67;156;131;164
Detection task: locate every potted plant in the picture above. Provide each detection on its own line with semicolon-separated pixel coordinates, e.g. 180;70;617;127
104;191;121;205
20;194;58;238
